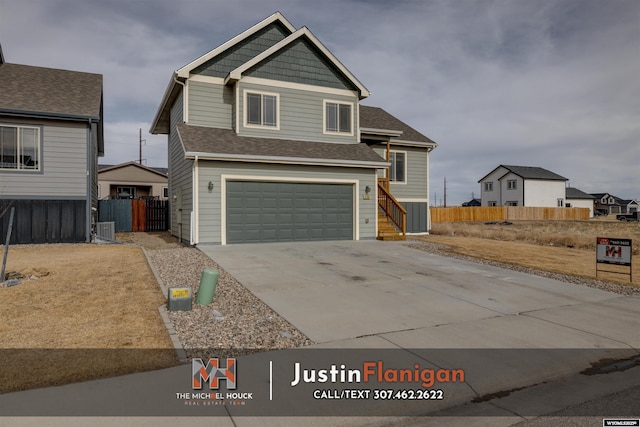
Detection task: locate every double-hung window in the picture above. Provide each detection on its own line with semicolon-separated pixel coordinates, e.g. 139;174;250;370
0;124;41;171
507;180;517;190
245;91;278;129
389;151;406;183
324;100;352;135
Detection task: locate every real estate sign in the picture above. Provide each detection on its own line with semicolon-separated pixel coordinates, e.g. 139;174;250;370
596;237;632;266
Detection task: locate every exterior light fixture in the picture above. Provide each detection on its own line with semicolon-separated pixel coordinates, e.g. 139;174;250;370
365;185;371;194
208;181;214;191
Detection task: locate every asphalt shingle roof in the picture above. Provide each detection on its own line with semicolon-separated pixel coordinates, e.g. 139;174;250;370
501;165;568;181
359;105;436;144
177;124;387;165
0;63;102;119
566;187;595;199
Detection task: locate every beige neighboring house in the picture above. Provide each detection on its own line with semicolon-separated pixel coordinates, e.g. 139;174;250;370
98;162;168;200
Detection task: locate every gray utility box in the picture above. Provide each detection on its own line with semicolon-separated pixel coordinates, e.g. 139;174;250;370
168;287;192;311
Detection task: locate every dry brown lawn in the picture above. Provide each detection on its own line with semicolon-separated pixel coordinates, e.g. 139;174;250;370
420;220;639;286
0;244;179;393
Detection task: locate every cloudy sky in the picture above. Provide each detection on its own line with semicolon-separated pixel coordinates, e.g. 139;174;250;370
1;0;638;204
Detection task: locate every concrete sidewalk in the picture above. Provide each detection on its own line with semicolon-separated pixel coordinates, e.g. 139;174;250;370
1;240;638;425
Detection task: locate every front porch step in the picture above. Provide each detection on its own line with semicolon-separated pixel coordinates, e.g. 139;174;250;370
377;214;406;241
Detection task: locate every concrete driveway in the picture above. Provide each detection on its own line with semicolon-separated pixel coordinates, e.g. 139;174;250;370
199;240;639;348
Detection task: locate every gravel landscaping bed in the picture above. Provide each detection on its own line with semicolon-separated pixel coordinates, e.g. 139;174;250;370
145;247;312;359
407;239;640;296
140;232;637;361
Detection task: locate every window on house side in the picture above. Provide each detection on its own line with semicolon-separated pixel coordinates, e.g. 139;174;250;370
488;201;497;206
389;151;406;183
557;199;564;207
0;125;41;171
246;92;278;128
507;180;517;190
506;201;518;206
325;101;351;133
485;182;493;191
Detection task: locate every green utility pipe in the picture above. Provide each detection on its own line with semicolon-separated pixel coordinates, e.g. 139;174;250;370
195;268;219;305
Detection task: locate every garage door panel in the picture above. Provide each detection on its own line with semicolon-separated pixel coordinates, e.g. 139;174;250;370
226;181;354;244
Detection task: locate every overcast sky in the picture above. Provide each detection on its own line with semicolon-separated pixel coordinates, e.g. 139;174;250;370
1;0;638;204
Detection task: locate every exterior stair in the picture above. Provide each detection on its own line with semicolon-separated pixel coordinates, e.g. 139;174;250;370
377;211;406;241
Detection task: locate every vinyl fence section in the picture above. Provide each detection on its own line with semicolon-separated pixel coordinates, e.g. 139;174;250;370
430;206;590;223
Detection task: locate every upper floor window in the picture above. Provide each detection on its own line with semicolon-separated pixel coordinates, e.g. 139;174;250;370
245;91;278;129
484;182;493;191
389;151;406;183
324;100;352;135
507;179;517;190
0;124;41;172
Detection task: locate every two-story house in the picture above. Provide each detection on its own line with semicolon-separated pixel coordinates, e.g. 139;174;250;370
591;193;637;215
0;46;104;244
479;165;568;208
150;12;436;245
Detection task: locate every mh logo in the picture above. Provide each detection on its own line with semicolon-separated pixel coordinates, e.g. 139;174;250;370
192;358;237;390
606;246;622;258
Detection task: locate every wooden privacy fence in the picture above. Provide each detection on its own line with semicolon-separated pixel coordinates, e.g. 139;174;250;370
98;199;169;232
430;206;590;223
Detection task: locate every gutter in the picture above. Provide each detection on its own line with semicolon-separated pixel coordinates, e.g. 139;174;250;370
184;151;389;169
0;109;100;122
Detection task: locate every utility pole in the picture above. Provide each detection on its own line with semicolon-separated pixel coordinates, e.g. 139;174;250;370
443;176;447;208
139;128;146;165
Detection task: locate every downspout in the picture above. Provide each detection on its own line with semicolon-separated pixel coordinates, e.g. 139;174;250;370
192;155;199;246
173;74;188;123
86;118;93;242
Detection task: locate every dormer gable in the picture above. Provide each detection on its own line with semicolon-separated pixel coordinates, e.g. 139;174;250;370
176;12;296;79
225;27;369;98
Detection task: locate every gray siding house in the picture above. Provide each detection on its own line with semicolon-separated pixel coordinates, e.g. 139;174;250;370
0;48;104;243
151;12;436;245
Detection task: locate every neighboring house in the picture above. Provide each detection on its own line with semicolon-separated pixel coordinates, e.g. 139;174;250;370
565;187;595;217
479;165;568;207
150;12;436;245
98;162;168;200
590;193;632;215
0;46;104;243
462;198;481;207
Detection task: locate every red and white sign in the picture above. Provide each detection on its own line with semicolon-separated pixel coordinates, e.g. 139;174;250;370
596;238;632;266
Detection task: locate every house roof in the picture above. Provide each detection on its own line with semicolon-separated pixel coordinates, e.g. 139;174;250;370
176;124;387;168
479;165;568;182
566;187;595;199
98;162;168;177
151;12;369;134
360;106;437;146
0;63;102;120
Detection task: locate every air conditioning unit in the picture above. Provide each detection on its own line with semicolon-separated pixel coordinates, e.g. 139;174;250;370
96;222;115;241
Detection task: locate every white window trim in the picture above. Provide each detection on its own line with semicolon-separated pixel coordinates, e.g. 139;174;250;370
0;123;41;172
243;90;280;130
484;181;493;191
389;150;407;185
507;179;517;190
323;99;354;136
